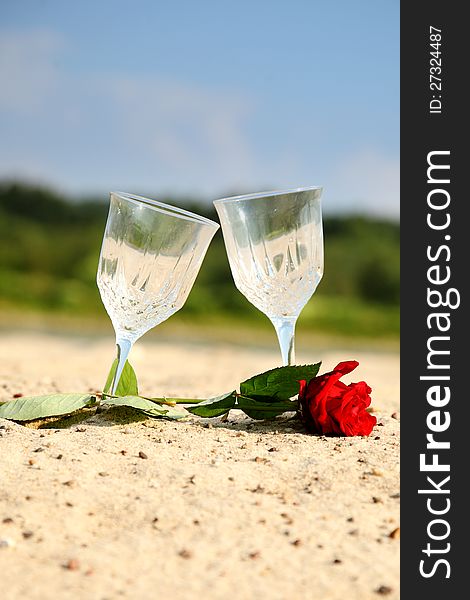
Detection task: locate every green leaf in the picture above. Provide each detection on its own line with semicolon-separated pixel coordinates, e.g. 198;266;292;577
186;391;236;418
0;393;95;422
240;363;321;400
104;395;188;420
103;359;138;396
236;395;297;420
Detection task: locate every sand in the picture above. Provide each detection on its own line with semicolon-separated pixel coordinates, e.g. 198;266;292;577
0;330;399;600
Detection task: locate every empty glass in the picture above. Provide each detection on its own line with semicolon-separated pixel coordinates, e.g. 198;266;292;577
214;186;323;366
97;192;219;393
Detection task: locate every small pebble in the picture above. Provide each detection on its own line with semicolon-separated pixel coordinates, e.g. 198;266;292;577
391;412;399;420
138;451;148;459
63;558;80;571
33;448;44;453
56;454;63;460
333;558;342;564
349;529;359;536
268;447;278;452
28;459;35;466
120;450;127;455
13;393;23;398
22;531;34;539
372;497;383;504
291;539;302;547
375;585;392;595
75;427;86;432
281;513;293;525
178;549;192;559
249;551;260;559
389;527;400;540
62;480;75;487
98;472;109;477
2;517;13;524
371;468;384;477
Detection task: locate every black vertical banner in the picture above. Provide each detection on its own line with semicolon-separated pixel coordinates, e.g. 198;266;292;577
401;2;466;597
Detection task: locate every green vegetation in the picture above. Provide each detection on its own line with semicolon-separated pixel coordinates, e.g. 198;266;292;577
0;181;399;337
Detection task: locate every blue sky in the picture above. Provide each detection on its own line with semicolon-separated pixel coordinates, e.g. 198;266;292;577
0;0;399;217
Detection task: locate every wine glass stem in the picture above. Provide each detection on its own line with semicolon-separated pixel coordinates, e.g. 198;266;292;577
271;317;297;366
112;337;133;394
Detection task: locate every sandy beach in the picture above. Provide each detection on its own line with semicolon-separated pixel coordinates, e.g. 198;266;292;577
0;329;399;600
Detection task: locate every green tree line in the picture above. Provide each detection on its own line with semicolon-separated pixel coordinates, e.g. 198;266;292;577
0;182;399;337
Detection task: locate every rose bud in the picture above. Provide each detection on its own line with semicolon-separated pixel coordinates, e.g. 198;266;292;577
299;361;376;437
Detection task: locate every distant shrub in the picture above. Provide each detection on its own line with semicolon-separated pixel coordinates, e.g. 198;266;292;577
357;253;400;305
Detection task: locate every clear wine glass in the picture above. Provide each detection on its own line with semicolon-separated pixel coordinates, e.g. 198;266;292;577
97;192;219;393
214;186;323;366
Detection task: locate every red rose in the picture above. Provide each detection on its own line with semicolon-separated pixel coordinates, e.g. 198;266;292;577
299;360;376;436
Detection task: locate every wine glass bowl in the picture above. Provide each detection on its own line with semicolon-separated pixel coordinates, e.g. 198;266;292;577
97;192;219;392
214;186;323;365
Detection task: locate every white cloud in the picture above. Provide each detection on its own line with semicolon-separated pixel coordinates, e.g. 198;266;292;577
0;30;63;114
105;76;256;194
326;150;400;218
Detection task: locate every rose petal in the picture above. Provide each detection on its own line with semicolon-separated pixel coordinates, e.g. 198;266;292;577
332;361;359;376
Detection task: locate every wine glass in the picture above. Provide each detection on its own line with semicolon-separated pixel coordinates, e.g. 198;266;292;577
97;192;219;393
214;186;323;366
